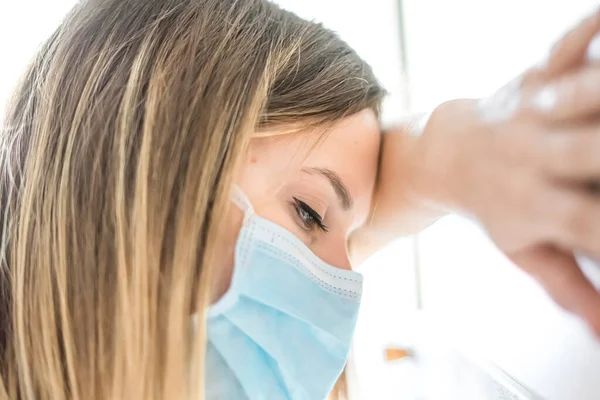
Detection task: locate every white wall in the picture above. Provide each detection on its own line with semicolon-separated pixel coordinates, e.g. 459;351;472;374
404;0;599;110
0;0;78;118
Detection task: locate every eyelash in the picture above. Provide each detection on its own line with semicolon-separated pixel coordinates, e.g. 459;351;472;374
292;197;329;233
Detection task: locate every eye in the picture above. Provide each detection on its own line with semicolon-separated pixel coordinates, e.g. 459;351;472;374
293;198;329;233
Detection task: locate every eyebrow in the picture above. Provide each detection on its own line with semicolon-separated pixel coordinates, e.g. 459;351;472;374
301;167;353;210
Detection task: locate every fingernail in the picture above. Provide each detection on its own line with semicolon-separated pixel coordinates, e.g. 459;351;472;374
587;32;600;62
532;86;558;111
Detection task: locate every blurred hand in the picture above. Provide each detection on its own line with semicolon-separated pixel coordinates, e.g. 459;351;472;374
358;8;600;334
434;8;600;334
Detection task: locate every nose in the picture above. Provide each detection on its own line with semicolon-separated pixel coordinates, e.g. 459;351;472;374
314;236;353;271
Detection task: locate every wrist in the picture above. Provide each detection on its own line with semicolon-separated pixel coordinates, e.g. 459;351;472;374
409;98;482;215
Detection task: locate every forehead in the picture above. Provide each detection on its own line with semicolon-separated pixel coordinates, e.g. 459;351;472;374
303;110;380;204
250;109;380;223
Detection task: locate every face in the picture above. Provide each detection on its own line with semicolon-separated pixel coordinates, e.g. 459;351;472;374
211;109;381;302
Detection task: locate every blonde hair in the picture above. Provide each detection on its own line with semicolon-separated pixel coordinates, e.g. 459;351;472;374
0;0;384;398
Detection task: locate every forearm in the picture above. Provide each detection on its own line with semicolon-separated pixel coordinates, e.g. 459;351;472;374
350;99;475;264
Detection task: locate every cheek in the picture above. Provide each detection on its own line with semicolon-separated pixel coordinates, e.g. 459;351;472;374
312;234;353;271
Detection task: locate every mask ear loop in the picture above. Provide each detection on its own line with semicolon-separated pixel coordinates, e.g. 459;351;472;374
231;185;255;224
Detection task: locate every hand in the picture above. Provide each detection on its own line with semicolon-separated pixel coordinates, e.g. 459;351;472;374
353;8;600;334
425;9;600;333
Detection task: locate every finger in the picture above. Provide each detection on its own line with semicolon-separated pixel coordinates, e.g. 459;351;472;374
537;127;600;179
543;188;600;260
511;246;600;335
521;9;600;90
543;8;600;77
525;66;600;121
516;9;600;116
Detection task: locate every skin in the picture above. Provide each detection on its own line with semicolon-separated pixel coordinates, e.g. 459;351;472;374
211;9;600;336
352;9;600;334
211;109;381;302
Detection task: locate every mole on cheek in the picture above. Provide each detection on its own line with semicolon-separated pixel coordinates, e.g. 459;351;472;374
250;157;257;164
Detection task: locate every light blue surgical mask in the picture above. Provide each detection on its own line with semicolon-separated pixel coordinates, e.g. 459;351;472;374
205;186;363;400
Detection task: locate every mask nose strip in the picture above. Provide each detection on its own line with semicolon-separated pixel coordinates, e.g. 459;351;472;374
231;185;255;224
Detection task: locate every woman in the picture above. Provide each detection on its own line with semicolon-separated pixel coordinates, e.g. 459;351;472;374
1;0;600;399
